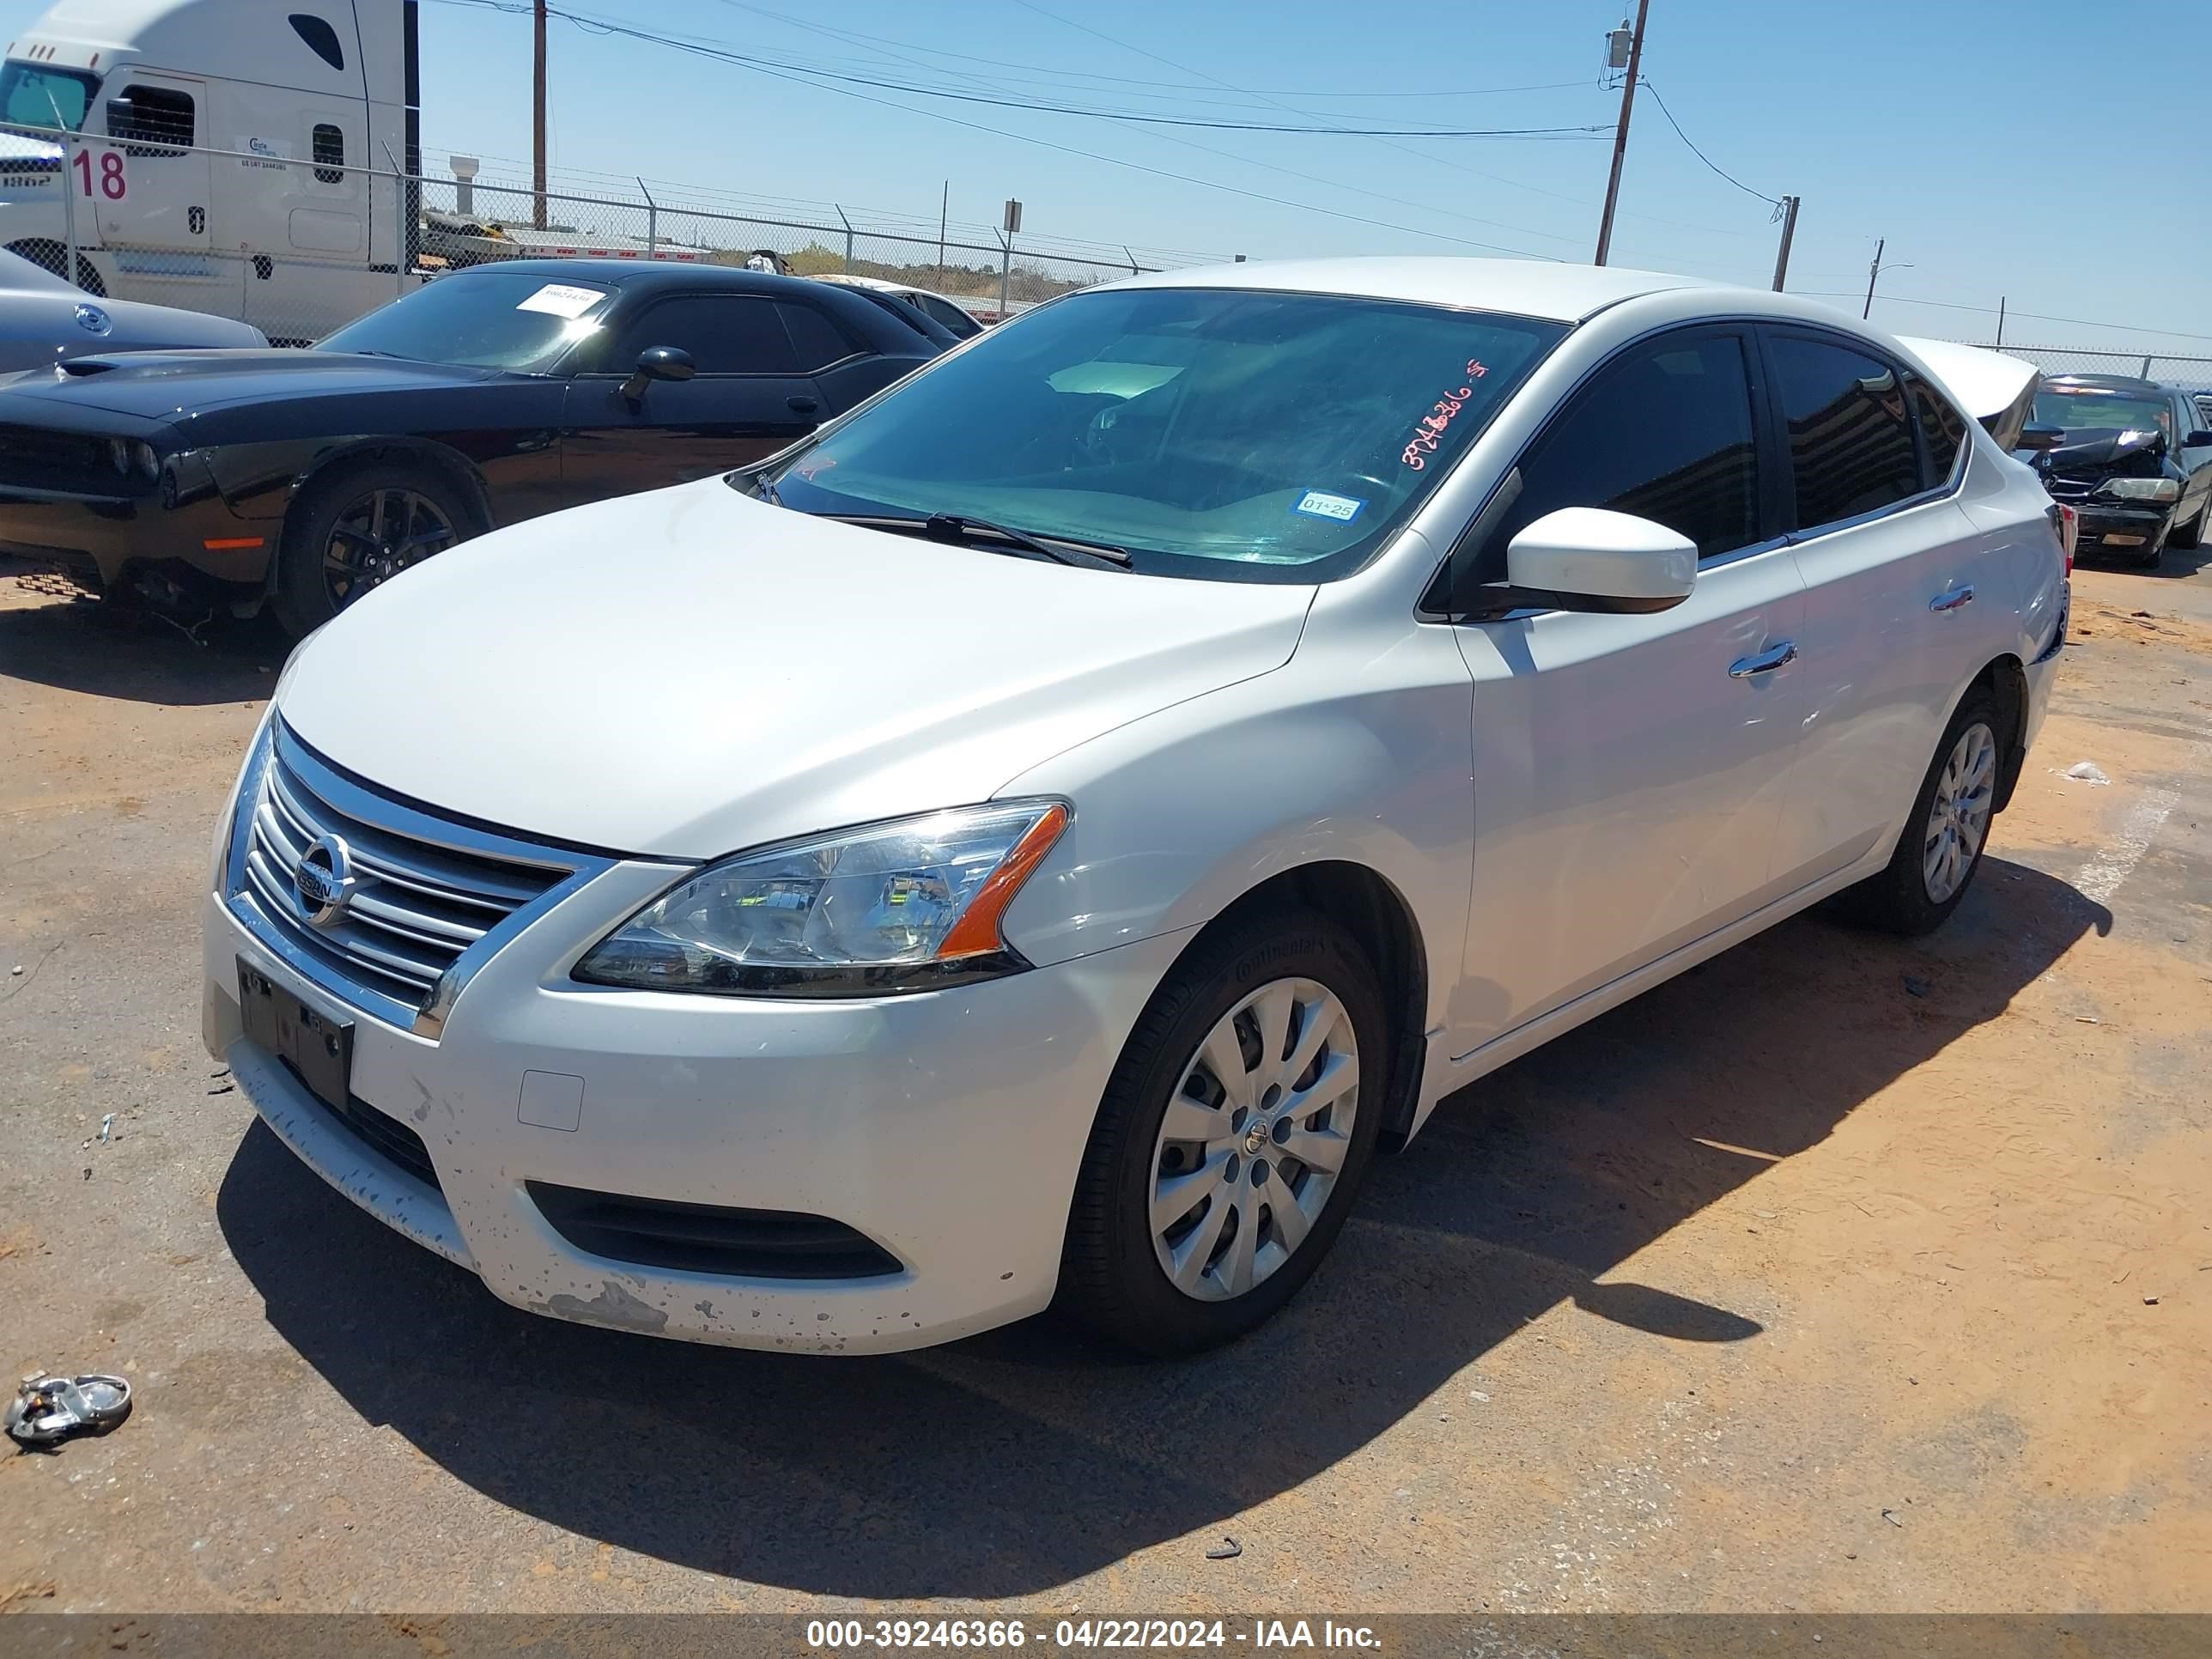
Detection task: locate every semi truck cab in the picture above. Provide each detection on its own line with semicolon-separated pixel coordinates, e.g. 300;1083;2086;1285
0;0;421;343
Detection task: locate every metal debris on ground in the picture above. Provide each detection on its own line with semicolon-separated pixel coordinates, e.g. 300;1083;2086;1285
6;1373;132;1448
2143;1295;2160;1306
98;1114;114;1144
1881;1509;1905;1527
1204;1536;1243;1560
2062;761;2111;784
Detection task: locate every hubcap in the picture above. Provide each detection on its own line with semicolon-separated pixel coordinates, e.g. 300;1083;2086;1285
1149;976;1359;1303
1923;721;1996;903
323;487;458;610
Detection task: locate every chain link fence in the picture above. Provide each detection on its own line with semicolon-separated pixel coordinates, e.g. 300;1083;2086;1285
0;122;1216;345
1946;341;2212;394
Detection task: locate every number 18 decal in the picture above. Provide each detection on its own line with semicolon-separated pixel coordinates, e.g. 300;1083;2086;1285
73;150;127;200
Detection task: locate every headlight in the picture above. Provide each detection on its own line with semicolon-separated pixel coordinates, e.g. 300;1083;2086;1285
2099;477;2181;501
574;799;1070;998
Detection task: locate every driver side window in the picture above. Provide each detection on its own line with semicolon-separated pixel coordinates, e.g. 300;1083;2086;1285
1462;330;1763;596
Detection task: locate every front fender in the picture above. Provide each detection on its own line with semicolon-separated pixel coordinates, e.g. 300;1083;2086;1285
206;436;494;524
996;622;1476;1042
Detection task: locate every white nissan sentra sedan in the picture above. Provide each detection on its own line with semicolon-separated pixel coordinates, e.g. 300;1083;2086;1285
204;258;2069;1356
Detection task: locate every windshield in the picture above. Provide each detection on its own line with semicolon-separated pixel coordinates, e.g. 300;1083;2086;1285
759;285;1565;582
316;270;616;370
0;60;99;131
2034;389;2171;437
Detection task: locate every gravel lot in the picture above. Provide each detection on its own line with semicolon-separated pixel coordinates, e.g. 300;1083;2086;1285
3;549;2209;1614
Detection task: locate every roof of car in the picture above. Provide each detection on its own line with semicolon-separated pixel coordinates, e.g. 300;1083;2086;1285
2041;372;2166;393
442;258;826;299
1110;257;1722;322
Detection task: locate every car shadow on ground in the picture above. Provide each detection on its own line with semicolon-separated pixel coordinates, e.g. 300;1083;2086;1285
0;562;288;706
218;856;2108;1598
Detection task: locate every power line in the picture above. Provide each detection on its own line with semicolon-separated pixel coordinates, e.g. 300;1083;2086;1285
434;1;1608;137
429;0;1569;258
707;0;1588;103
1639;81;1778;205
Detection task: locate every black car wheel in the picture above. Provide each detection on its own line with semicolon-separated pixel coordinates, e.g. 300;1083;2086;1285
274;461;483;636
2135;516;2172;569
1059;908;1387;1356
2167;500;2203;552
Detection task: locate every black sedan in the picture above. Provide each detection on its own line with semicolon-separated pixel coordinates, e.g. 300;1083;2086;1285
0;260;940;634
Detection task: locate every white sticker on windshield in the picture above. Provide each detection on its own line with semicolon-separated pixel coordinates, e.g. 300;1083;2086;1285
515;283;604;319
1293;489;1364;524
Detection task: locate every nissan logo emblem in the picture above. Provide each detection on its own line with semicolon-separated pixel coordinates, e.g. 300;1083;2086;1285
293;833;358;929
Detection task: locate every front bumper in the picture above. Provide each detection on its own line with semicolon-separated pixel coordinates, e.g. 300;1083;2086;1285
2069;502;2172;552
203;881;1187;1354
0;453;267;590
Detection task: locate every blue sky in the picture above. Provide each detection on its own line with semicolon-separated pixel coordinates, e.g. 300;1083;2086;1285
8;0;2210;354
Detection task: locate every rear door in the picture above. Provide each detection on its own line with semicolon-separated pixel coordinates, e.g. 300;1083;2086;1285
1763;330;2004;892
1451;325;1808;1049
558;292;837;503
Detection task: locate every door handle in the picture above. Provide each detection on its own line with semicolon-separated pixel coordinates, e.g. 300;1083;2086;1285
1929;585;1975;612
1729;641;1798;678
787;395;820;415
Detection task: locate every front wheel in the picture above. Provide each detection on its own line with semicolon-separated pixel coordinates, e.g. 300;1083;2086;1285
1060;910;1386;1355
2165;501;2202;553
1836;689;2002;936
272;461;483;637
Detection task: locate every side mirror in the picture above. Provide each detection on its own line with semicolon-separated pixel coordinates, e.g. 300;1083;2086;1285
1504;507;1697;615
620;344;696;406
2015;422;2065;453
2186;430;2212;448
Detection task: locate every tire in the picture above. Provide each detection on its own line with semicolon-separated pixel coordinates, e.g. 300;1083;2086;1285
2166;501;2202;552
1836;688;2002;936
2135;516;2172;569
271;459;483;637
1060;908;1388;1356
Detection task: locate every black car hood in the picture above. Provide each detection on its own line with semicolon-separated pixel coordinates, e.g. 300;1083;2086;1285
0;351;506;421
2043;425;2168;476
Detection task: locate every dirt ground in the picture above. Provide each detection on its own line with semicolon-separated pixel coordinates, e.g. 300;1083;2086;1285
1;546;2208;1616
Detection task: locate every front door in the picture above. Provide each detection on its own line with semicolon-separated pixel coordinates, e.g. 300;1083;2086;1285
1450;326;1807;1051
87;74;217;310
560;292;826;506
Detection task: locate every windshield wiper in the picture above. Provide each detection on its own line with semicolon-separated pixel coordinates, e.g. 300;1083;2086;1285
915;513;1132;570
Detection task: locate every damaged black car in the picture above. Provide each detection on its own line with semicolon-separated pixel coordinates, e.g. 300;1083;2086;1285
2030;374;2212;568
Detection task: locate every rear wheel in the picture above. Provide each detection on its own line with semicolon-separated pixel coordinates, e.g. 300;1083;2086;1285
1060;911;1387;1355
271;460;483;636
1837;689;2002;936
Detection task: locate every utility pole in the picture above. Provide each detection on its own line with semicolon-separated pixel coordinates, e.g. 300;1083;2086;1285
1593;0;1650;267
1862;237;1884;319
1995;296;2006;349
937;180;948;284
1769;195;1799;291
532;0;548;229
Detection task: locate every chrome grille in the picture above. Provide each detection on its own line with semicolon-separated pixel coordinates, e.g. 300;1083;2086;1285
2043;474;2097;503
228;725;580;1027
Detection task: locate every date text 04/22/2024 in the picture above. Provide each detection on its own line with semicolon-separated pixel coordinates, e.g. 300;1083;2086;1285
803;1620;1384;1651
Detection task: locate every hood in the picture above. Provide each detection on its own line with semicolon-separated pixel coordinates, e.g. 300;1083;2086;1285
2043;425;2169;476
276;481;1316;859
0;350;501;420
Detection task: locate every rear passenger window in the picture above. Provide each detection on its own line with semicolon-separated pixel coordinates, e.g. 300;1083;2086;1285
1904;371;1968;486
775;302;856;371
1479;331;1760;577
605;296;799;375
1771;336;1921;529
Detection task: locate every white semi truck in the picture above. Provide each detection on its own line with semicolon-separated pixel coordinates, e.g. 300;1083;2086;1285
0;0;422;342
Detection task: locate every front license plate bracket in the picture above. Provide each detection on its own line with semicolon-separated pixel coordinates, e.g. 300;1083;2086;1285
237;959;353;1110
